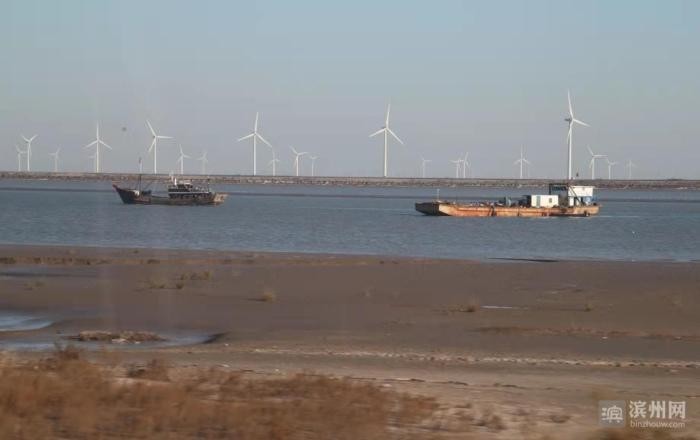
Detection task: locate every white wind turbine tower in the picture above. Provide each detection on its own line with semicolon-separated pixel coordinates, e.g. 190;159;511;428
268;148;280;176
564;90;590;180
197;151;208;174
269;156;280;176
238;112;272;176
450;158;463;178
309;156;318;177
15;145;24;172
84;123;112;173
626;160;637;179
176;144;190;175
587;146;606;179
21;134;37;172
514;145;531;179
146;120;172;174
290;146;308;177
49;148;60;172
462;152;471;178
605;157;618;179
369;103;404;178
88;151;98;172
420;156;431;178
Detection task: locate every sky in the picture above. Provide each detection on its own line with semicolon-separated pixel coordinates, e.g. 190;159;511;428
0;0;698;178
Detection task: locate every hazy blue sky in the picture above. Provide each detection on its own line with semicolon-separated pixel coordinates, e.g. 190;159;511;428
1;0;698;178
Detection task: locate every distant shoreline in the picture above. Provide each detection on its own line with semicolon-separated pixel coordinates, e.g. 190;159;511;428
2;171;699;190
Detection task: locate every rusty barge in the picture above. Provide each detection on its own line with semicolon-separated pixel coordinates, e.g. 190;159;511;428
415;184;600;217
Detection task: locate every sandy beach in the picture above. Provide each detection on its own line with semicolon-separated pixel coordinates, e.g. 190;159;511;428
1;244;698;438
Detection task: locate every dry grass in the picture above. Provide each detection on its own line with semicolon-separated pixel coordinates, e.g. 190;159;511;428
147;277;168;289
179;270;214;281
259;287;278;303
0;348;438;440
475;408;506;431
0;348;695;440
127;359;171;381
465;298;480;313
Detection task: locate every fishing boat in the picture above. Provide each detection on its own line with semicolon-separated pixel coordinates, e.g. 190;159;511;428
113;175;227;206
415;184;599;217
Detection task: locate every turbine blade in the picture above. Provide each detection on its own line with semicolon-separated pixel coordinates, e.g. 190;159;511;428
238;133;254;141
157;135;172;140
369;128;385;138
146;120;156;137
385;103;391;126
567;90;573;117
387;128;404;145
256;134;272;148
84;140;98;148
573;118;590;127
587;146;594;156
148;139;156;153
100;140;113;150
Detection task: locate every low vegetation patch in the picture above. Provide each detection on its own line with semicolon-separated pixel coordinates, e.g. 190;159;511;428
179;270;214;281
0;349;437;440
259;287;277;302
68;330;165;344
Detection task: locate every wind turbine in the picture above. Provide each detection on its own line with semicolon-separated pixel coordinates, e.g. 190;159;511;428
309;156;318;177
176;144;190;175
587;146;606;179
514;145;531;179
626;160;637;179
420;156;431;178
146;120;172;174
197;151;208;174
21;134;36;172
15;145;24;172
450;158;463;178
48;148;60;172
564;90;590;180
369;103;404;178
605;157;618;179
238;112;272;176
290;146;307;177
462;152;471;178
84;123;112;173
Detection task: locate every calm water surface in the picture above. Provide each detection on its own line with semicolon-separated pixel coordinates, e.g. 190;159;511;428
1;180;698;261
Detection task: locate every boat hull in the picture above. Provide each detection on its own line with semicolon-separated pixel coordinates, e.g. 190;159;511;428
113;184;226;206
415;202;599;217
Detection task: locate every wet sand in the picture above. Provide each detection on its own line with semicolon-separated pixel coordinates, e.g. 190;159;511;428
0;244;698;438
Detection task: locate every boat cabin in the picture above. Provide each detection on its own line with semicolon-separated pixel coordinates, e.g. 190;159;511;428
548;184;595;207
